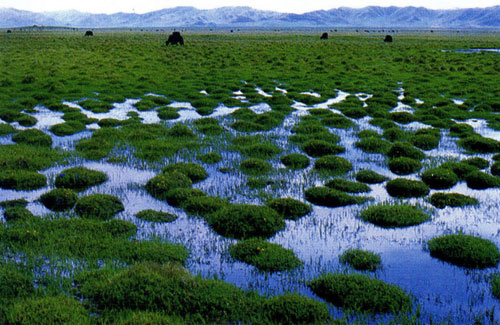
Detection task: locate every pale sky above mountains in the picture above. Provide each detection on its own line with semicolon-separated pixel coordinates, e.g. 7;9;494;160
2;0;499;14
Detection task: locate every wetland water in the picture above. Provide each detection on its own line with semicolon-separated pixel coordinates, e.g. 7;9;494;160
2;84;500;323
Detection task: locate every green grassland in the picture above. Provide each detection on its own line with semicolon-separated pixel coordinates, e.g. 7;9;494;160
1;29;500;323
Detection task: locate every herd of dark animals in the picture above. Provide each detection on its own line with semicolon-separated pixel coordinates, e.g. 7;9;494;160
6;29;392;43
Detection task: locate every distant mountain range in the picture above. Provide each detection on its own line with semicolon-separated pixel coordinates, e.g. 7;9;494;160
1;6;500;28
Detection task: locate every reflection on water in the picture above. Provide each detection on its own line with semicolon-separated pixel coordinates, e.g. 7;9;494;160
1;86;500;323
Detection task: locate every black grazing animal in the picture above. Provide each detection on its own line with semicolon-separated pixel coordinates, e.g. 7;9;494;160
320;32;328;40
384;35;393;42
166;31;184;46
85;30;93;36
7;30;12;33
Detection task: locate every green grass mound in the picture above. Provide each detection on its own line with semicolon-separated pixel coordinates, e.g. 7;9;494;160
198;152;222;164
3;207;36;222
183;196;228;217
266;198;312;220
280;153;310;170
193;118;224;135
355;137;391;154
439;161;478;180
491;274;500;300
421;168;459;189
229;238;303;272
76;262;262;323
163;162;208;183
369;117;397;130
0;218;187;264
208;204;285;239
165;188;207;208
465;171;500;190
0;124;17;135
458;136;500;153
0;145;62;171
55;167;108;191
110;311;183;325
359;203;430;228
388;157;422;175
387;142;425;160
50;121;86;136
410;133;440;150
157;107;181;120
0;263;33;300
240;158;272;176
314;156;352;176
0;198;28;209
8;295;91;325
135;209;178;223
12;129;52;147
428;234;500;269
135;96;170;111
357;130;381;139
390;112;415;124
492;161;500;176
97;118;122;127
0;170;46;190
263;293;331;325
241;143;283;159
321;114;355;129
307;273;412;314
325;178;371;193
75;194;124;220
79;99;113;113
355;170;387;184
302;140;345;157
39;188;78;211
386;178;430;198
166;124;196;138
305;187;367;207
383;127;410;142
449;123;474;138
463;157;489;169
429;193;479;209
246;177;272;189
339;249;382;271
145;171;192;200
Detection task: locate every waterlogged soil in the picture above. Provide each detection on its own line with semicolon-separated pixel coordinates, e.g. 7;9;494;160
2;31;500;323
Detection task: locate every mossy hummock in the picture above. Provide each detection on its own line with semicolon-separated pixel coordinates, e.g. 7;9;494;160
386;178;430;198
266;198;312;220
55;167;108;191
307;273;412;314
75;194;124;220
39;188;78;211
359;203;430;228
229;238;303;272
428;234;500;269
339;249;382;271
208;204;285;239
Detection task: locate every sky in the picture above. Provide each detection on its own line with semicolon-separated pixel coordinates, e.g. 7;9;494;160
1;0;499;14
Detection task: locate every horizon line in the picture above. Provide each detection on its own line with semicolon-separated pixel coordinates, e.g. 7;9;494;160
1;4;499;16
